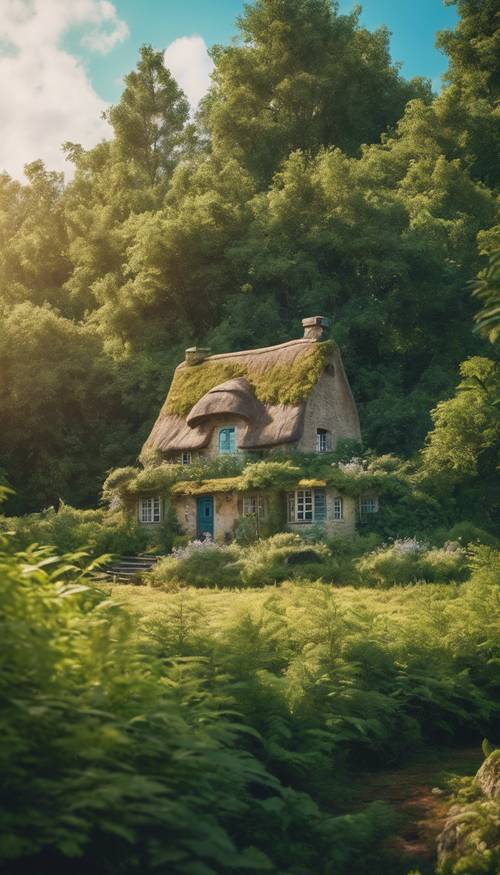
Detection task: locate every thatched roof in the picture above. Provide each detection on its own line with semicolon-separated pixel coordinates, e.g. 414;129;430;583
186;378;262;426
143;337;334;454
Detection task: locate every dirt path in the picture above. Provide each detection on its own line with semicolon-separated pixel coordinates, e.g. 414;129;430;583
352;747;482;873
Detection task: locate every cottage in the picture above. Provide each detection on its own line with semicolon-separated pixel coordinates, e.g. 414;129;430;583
138;316;374;540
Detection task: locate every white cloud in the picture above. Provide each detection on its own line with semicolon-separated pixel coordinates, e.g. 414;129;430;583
164;34;214;109
0;0;129;180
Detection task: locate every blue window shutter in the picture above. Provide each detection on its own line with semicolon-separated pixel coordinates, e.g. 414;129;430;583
314;489;326;521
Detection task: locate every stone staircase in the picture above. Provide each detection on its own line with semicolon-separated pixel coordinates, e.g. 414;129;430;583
97;554;162;584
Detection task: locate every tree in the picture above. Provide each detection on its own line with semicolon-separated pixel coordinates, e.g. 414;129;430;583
0;302;134;513
202;0;431;184
105;44;191;189
436;0;500;186
473;244;500;344
421;357;500;529
0;162;72;314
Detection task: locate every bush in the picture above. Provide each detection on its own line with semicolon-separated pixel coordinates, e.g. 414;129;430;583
149;539;241;589
149;533;335;589
0;503;150;558
357;539;468;587
0;523;401;875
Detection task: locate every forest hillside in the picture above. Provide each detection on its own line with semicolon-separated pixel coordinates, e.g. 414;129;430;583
0;0;498;523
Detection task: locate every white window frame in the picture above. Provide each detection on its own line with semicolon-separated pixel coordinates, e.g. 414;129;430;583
181;451;191;465
139;496;162;524
287;489;326;524
359;496;378;514
243;495;265;517
316;428;330;453
333;496;343;520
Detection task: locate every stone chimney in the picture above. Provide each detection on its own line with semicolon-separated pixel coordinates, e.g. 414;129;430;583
185;346;211;366
302;316;331;341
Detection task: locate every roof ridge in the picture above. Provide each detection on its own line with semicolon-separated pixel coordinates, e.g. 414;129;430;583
176;337;315;369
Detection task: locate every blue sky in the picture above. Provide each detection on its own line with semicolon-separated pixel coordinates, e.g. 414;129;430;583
0;0;457;180
81;0;458;102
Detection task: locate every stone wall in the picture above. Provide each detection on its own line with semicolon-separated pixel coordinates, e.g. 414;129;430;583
298;346;361;453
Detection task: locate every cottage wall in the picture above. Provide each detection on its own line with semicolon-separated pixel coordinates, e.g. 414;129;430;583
173;491;240;541
172;488;356;542
298;348;361;453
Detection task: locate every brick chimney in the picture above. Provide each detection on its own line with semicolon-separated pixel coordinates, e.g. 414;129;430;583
185;346;211;365
302;316;331;341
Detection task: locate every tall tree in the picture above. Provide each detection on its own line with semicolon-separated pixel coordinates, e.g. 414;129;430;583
105;44;191;189
202;0;431;184
436;0;500;187
0;162;72;313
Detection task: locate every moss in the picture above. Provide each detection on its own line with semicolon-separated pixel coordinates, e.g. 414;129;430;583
164;362;246;416
170;477;245;496
164;341;335;415
298;478;327;488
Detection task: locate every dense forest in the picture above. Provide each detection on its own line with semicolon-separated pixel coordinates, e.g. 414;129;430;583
1;2;500;874
0;0;498;523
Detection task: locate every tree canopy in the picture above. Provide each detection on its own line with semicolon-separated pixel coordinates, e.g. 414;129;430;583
0;1;498;515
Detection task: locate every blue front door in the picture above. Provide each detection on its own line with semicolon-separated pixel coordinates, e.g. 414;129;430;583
196;496;214;540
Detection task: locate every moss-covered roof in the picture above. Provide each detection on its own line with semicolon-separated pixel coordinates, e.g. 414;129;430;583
164;340;335;416
170;477;245;496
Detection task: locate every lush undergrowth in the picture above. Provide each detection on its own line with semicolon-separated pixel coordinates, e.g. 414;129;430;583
148;532;470;589
1;503;499;874
0;503;169;558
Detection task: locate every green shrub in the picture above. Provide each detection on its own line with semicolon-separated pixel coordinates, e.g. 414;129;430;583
149;539;241;589
357;539;468;587
0;503;150;558
440;521;499;548
0;521;400;875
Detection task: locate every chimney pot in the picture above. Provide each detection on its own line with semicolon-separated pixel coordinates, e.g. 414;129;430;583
185;346;211;365
302;316;331;341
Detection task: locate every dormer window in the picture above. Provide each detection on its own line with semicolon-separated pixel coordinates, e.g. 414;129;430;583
219;427;236;454
316;428;330;453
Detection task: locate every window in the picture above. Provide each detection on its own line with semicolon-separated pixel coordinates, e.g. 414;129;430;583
333;496;343;520
287;489;326;523
243;495;265;516
219;427;236;454
181;451;191;465
359;496;378;514
139;496;161;524
316;428;330;453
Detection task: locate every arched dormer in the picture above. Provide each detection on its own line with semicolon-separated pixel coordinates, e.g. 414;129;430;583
186;378;264;428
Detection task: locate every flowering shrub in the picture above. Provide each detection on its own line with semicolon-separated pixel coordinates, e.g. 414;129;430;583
357;542;468;587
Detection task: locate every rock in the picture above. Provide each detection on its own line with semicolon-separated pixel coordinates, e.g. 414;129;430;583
475;749;500;800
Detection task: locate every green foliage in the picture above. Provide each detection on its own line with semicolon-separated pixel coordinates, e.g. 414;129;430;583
122;545;500;772
0;302;135;514
357;540;468;587
436;751;500;874
105;45;190;189
202;0;430;184
1;503;149;558
473;246;500;344
0;529;404;875
149;532;334;590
